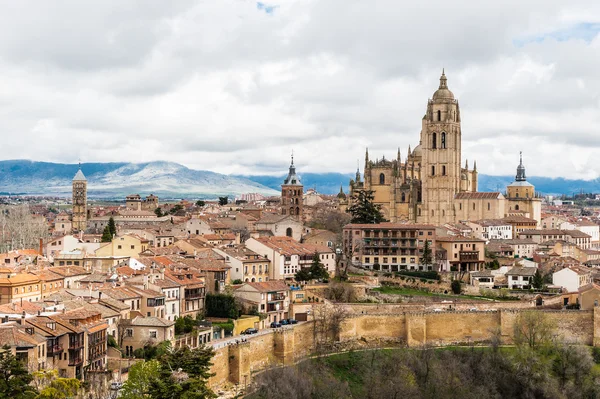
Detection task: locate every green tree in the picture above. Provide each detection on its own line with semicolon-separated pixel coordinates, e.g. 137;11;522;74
308;252;330;281
532;269;544;290
218;196;228;206
36;377;80;399
169;204;184;215
450;280;462;295
295;267;312;282
101;226;112;243
148;346;216;399
108;216;117;237
195;200;205;207
0;346;37;399
154;207;163;217
419;240;433;269
205;294;239;319
346;190;385;224
120;360;161;399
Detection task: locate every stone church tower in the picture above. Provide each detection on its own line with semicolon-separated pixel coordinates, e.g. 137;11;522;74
281;155;303;220
72;165;87;232
418;69;475;224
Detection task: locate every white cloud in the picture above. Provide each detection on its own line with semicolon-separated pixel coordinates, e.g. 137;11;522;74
0;0;599;179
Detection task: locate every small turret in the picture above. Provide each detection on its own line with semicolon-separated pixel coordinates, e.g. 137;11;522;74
516;151;526;181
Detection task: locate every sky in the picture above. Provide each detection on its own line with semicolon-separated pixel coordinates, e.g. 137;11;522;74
1;1;600;179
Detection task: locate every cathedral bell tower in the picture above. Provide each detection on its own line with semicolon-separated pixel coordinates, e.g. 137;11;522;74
72;163;88;232
418;70;463;224
281;154;303;221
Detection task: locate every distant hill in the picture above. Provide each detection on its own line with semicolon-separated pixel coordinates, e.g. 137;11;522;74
242;173;600;196
0;160;278;199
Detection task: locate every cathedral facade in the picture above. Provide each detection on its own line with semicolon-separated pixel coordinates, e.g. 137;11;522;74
341;71;541;225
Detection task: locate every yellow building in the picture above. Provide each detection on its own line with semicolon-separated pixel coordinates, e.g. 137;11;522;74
0;273;42;304
95;234;149;258
342;71;541;226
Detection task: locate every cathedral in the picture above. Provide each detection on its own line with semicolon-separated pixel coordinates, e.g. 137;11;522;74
340;71;541;225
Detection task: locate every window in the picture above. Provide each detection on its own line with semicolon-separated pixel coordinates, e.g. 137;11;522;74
130;245;135;250
515;205;520;211
473;203;475;211
441;132;446;148
431;165;435;176
442;165;446;175
401;193;406;202
149;331;157;339
431;210;434;217
379;173;385;185
437;110;441;121
487;203;490;211
432;132;437;149
117;245;122;250
125;329;133;337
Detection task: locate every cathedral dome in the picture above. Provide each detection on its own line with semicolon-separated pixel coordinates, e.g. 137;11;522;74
412;144;422;157
432;69;454;101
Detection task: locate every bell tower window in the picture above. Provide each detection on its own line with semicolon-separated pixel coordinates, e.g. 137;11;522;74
441;132;446;149
432;132;437;149
442;166;446;176
431;166;435;176
379;173;385;185
437;110;441;121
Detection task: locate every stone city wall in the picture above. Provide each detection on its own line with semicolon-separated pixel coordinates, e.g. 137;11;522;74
208;307;600;390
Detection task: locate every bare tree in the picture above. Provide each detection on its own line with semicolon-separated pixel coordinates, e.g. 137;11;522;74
513;311;556;350
311;303;348;353
0;205;48;253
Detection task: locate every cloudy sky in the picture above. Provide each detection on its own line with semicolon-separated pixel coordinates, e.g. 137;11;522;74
1;1;599;179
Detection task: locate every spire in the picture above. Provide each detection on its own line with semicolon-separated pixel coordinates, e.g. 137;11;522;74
465;159;468;170
473;160;477;172
439;68;448;89
283;153;301;185
397;148;401;162
355;160;361;182
73;160;87;182
365;148;369;167
408;144;411;156
516;151;526;182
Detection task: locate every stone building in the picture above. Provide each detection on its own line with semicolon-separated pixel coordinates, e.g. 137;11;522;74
342;71;541;226
72;166;87;232
280;155;303;221
126;194;159;211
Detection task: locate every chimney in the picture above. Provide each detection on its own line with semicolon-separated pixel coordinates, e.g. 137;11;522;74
98;291;102;301
39;238;44;256
37;310;41;316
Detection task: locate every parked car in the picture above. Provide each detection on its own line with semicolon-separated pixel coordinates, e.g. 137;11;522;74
288;318;298;324
270;322;282;328
110;382;123;391
242;328;258;335
280;319;289;326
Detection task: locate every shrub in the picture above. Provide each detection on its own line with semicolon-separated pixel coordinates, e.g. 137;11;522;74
205;293;239;319
231;279;243;285
451;280;462;295
396;270;440;281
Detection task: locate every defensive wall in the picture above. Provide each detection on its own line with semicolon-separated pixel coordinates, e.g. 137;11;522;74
208;306;600;389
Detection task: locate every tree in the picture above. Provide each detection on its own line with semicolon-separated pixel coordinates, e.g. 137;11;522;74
36;376;80;399
513;311;556;350
309;252;330;281
195;200;205;207
218;196;228;206
532;269;544;290
294;267;312;282
120;360;161;399
154;207;163;217
205;294;239;319
420;240;433;269
346;190;386;224
0;346;37;399
169;204;184;215
108;216;117;237
101;226;112;242
450;280;462;295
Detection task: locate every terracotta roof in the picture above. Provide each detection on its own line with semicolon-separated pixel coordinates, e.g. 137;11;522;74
245;280;289;292
506;266;537;276
0;273;40;285
253;236;333;256
121;316;175;327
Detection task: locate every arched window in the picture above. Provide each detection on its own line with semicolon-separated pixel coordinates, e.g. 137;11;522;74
472;203;476;211
379;173;385;185
437;110;441;121
441;132;446;149
286;227;293;237
442;165;446;176
487;203;490;211
515;205;520;211
289;207;294;215
418;208;421;216
401;193;406;202
296;206;300;215
431;166;435;176
459;203;462;210
432;132;437;149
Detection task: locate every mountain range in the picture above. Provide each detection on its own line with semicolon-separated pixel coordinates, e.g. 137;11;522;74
0;160;597;198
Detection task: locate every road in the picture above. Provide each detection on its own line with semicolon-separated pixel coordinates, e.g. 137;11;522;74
211;323;303;350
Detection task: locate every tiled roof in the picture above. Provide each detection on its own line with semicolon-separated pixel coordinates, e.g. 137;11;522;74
245;280;289;292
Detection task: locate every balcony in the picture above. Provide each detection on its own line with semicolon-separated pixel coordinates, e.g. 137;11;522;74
69;340;84;350
68;356;83;366
48;344;64;356
89;337;107;346
459;251;480;262
268;294;285;302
